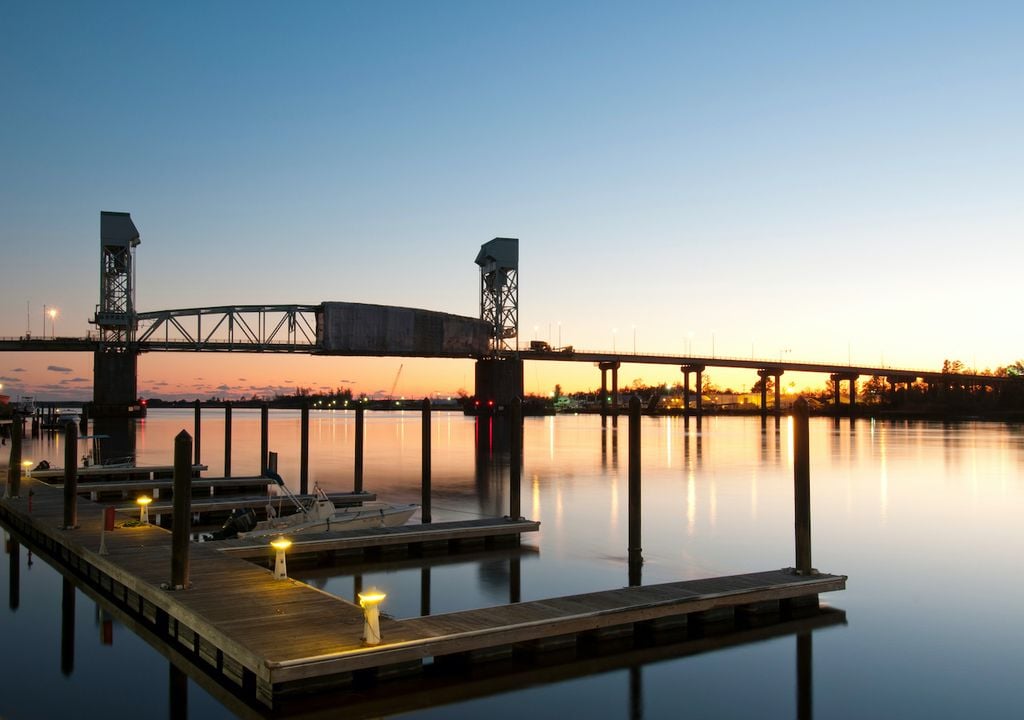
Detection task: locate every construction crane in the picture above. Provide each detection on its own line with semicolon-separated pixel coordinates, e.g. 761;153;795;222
388;364;403;401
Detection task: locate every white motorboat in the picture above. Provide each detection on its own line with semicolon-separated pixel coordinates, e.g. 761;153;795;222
207;472;418;540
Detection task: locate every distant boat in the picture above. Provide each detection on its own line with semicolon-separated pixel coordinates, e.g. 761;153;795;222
205;473;418;540
14;396;35;415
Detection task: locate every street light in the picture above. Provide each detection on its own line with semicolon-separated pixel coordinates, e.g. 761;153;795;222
48;308;57;338
612;328;618;353
632;325;636;354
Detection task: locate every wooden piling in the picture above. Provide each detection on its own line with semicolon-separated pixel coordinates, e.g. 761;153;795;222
7;418;21;497
79;404;89;435
223;405;232;478
193;401;202;465
793;397;812;574
509;396;522;520
63;421;78;528
628;395;642;572
171;430;193;590
260;404;269;473
300;401;310;495
354;405;364;493
421;398;431;524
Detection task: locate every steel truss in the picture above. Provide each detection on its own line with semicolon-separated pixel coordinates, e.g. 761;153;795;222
135;305;320;352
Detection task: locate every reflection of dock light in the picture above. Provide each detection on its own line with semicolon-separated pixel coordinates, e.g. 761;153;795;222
136;496;152;524
271;537;292;579
358;588;387;645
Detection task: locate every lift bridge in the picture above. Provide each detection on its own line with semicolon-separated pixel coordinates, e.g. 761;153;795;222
3;212;1020;417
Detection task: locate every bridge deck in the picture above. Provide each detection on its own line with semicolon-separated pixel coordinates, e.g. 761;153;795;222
0;477;844;709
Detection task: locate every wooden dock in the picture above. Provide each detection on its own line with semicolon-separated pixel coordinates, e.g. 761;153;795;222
0;476;845;710
32;463;208;481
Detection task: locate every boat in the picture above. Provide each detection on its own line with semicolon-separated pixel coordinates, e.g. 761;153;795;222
205;472;418;540
81;434;135;468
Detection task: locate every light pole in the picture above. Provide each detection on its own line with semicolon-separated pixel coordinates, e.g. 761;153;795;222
42;304;47;338
558;321;562;349
613;328;618;353
632;325;636;354
49;308;57;338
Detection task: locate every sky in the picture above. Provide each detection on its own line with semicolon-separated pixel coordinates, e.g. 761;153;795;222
1;1;1022;401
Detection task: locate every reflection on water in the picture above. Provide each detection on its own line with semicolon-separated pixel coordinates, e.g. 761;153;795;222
4;411;1024;718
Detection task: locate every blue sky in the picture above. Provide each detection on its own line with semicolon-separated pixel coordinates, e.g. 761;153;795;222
2;1;1022;399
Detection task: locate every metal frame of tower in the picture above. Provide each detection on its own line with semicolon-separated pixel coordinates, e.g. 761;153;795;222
94;211;141;350
475;238;519;353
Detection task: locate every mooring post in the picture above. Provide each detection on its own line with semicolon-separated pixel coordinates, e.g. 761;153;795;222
223;404;232;478
171;430;192;590
79;404;89;435
421;398;431;523
300;400;310;495
628;395;643;581
260;403;269;473
509;396;522;520
354;404;365;493
193;401;201;466
63;421;78;529
7;418;21;498
793;397;813;574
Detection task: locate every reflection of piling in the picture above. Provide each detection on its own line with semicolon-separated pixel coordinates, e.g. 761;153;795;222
797;632;813;720
63;422;78;528
628;395;643;583
223;405;232;478
509;396;522;520
171;430;192;590
60;577;75;676
79;405;88;435
793;397;812;574
421;399;431;523
260;404;269;473
193;401;201;465
354;405;364;493
299;401;310;495
420;566;431;617
510;556;521;604
169;663;188;720
7;419;21;497
8;538;19;611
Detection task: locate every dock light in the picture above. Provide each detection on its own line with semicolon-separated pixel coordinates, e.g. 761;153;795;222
21;460;33;477
136;495;152;524
270;536;292;579
358;588;387;645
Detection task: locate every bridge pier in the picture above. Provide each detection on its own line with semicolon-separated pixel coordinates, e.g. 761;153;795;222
757;368;784;416
598;361;620;415
92;350;141;417
830;373;859;413
680;365;705;415
474;357;523;413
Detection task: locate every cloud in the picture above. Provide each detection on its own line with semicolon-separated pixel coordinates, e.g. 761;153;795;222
216;384;234;391
11;368;25;372
47;365;73;373
0;376;21;382
238;378;247;381
59;377;90;384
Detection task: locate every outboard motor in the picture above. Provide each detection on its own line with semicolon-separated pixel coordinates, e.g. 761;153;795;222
204;507;257;540
34;460;50;472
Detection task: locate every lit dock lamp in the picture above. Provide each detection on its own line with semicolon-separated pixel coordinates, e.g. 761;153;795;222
136;495;152;524
358;588;387;645
21;460;33;477
271;536;292;580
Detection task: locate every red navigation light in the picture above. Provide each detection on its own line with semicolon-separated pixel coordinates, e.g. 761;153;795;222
140;399;148;406
487;400;494;407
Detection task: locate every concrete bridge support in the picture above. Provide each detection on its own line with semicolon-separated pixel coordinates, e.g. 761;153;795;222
830;373;859;412
757;368;784;416
475;357;523;412
598;361;621;415
680;365;705;415
92;350;140;418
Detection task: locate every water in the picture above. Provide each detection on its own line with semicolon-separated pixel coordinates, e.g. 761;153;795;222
2;410;1022;718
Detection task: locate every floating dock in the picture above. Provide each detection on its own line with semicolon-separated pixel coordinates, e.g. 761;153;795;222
1;476;844;710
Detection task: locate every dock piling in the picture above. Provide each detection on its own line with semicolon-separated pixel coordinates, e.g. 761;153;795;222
300;401;310;495
63;421;78;529
171;430;193;590
260;404;269;473
793;397;813;574
421;398;431;524
193;401;201;466
354;405;364;493
628;395;643;582
223;404;232;478
509;396;522;520
6;418;21;498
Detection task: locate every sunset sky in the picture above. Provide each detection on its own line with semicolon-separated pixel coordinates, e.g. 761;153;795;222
2;2;1022;401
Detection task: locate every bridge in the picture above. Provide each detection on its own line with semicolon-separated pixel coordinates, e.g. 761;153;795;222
2;212;1019;415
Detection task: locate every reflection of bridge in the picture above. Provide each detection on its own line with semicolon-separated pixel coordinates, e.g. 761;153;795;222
2;211;1020;414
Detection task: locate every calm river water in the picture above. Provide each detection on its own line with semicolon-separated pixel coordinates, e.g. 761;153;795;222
2;409;1022;718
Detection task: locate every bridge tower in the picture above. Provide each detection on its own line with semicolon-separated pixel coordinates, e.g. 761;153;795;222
473;238;522;409
91;212;143;417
